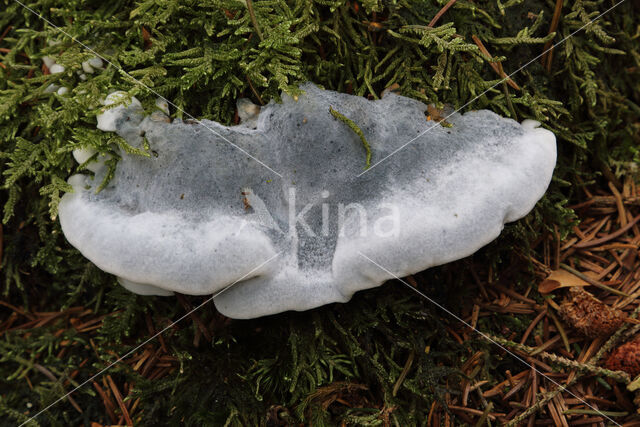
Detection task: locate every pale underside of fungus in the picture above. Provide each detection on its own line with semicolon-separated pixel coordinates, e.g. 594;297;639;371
58;83;556;319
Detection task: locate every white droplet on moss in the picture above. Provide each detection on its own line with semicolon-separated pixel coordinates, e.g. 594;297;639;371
155;97;169;115
81;61;94;74
72;147;96;165
44;84;59;93
96;91;143;132
56;86;69;95
72;147;111;174
42;56;56;69
88;57;103;69
49;64;65;74
237;98;260;122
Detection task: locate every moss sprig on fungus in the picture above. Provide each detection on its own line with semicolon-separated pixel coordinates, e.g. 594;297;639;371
329;105;371;169
0;0;639;425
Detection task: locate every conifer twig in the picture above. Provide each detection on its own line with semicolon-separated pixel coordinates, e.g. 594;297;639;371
486;335;630;383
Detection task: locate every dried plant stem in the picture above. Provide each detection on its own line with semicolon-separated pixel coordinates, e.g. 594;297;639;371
246;0;264;42
246;75;265;105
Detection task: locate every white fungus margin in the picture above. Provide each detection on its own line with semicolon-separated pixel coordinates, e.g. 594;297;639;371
58;84;556;319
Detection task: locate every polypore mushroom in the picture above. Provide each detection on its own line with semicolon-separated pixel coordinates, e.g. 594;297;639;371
58;83;556;319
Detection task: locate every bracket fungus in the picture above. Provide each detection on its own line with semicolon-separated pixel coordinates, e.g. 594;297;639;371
59;83;556;319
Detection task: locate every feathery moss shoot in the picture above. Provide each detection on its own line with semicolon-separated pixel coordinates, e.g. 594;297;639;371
329;106;372;169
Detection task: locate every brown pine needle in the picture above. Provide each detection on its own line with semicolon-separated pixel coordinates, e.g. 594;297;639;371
392;350;415;396
547;309;571;353
471;35;520;90
559;264;630;297
428;0;458;27
106;375;133;426
541;0;564;71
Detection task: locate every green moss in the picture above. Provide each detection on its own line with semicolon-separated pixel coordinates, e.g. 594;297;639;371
329;105;372;169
